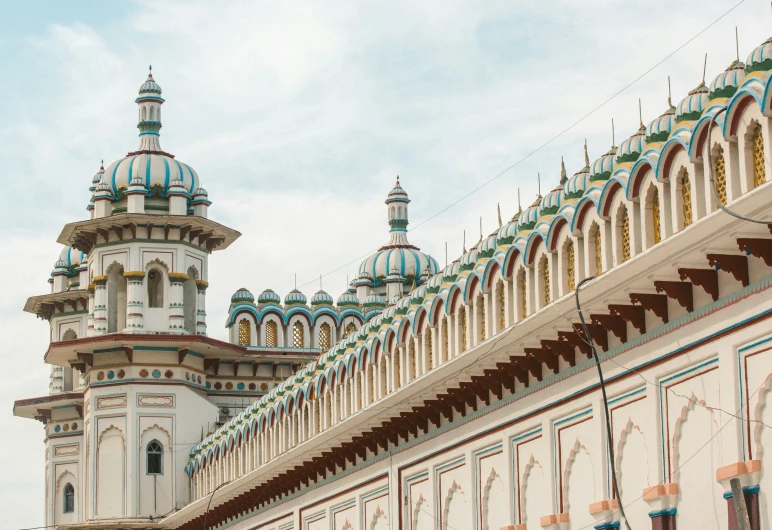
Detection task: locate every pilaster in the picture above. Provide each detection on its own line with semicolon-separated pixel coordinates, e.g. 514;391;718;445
123;271;145;332
643;483;679;530
92;276;108;335
196;280;208;335
168;273;187;333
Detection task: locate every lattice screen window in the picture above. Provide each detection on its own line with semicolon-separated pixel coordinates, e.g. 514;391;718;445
753;124;766;188
519;272;527;318
343;322;356;338
652;191;661;244
292;321;304;348
238;318;251;346
681;170;692;227
319;323;331;352
714;144;727;206
499;284;505;330
426;329;433;368
566;240;576;292
542;256;550;305
265;320;278;347
621;207;631;262
592;224;603;275
479;296;486;341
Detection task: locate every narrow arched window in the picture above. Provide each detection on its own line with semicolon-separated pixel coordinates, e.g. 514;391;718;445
238;318;251;346
680;169;692;228
620;206;631;263
147;269;163;308
63;483;75;513
565;240;576;292
147;440;163;475
459;307;467;352
713;144;727;206
518;269;527;318
292;321;304;348
498;283;505;330
591;223;603;275
343;322;356;338
319;322;331;352
540;255;550;305
478;294;486;341
753;124;766;188
443;318;449;358
651;189;662;244
426;329;433;368
265;320;278;347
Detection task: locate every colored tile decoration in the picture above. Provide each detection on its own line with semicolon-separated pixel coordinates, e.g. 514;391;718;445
164;370;173;378
139;369;149;378
97;371;105;381
54;425;61;433
107;370;115;380
71;423;78;430
237;383;245;390
260;383;268;391
152;369;161;378
117;369;125;378
214;382;222;390
185;371;190;380
205;382;211;389
63;424;69;432
248;383;256;390
225;382;233;390
197;375;202;384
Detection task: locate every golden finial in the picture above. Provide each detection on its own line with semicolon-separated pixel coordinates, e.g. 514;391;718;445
584;139;590;168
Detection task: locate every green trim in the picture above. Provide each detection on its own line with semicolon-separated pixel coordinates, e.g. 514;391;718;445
616;151;641;164
589;172;611;183
111;207;127;214
146;204;170;212
497;236;514;246
746;60;772;74
709;86;738;100
519;221;536;231
477;249;495;259
427;286;440;295
646;131;670;143
539;205;560;216
676;111;701;123
564;189;584;200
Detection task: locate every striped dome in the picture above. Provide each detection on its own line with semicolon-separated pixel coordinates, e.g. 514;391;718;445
364;294;386;308
460;245;479;269
284;289;307;305
231;288;255;304
442;261;461;279
387;177;409;200
310;290;334;306
590;147;616;182
709;60;746;100
478;234;498;256
540;186;563;216
59;246;85;268
676;82;709;122
139;71;162;95
105;153;199;196
565;167;590;200
497;219;518;243
358;247;439;284
427;273;444;290
518;197;541;229
617;125;646;164
257;289;281;305
337;292;359;307
91;163;105;188
746;37;772;74
646;106;676;143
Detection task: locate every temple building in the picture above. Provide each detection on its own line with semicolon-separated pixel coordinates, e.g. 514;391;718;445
14;34;772;530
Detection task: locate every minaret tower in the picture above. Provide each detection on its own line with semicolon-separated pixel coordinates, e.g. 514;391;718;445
385;176;412;246
136;66;165;152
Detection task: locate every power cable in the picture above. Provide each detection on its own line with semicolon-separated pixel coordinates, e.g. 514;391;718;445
575;277;633;530
297;0;749;292
203;480;231;530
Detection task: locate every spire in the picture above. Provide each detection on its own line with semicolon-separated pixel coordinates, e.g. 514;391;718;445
560;156;567;185
517;188;522;214
584;139;590;169
497;203;502;227
702;53;708;84
638;99;644;130
611;118;616;148
667;75;673;108
463;230;466;253
736;26;740;62
385;177;411;247
537;172;541;197
136;66;165;152
478;216;483;244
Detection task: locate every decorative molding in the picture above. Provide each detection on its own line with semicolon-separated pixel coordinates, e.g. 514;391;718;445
138;394;175;407
54;444;79;457
96;395;127;410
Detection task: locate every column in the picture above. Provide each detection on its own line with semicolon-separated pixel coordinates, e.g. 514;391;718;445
196;280;208;335
716;460;761;530
168;273;187;333
87;284;95;337
642;484;679;530
588;499;621;529
123;271;145;332
92;276;108;335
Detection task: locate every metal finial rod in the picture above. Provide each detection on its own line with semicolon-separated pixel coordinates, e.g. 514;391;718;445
479;216;482;240
537;172;541;196
736;26;740;61
497;203;502;228
703;53;708;84
611;118;615;147
667;75;672;107
319;273;322;290
638;98;643;127
294;273;297;290
517;188;521;211
584;138;590;168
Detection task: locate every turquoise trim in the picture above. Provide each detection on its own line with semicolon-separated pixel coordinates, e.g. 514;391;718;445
111;157;128;192
162;156;170;192
649;508;677;518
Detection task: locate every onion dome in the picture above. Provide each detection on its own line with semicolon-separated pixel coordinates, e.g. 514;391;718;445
54;259;68;271
396;295;412;312
310;289;334;306
139;67;162;95
193;187;209;198
91;161;105;192
709;59;746;100
646;104;676;143
388;296;400;307
337;291;359;307
478;233;498;258
384;268;404;284
59;246;85;268
410;284;427;303
427;273;444;291
540;188;563;217
676;82;709;123
231;287;255;304
284;289;307;306
354;272;374;287
257;288;281;305
364;294;386;308
497;219;518;245
590;146;617;182
388;177;409;200
565;142;591;200
518;195;542;230
442;260;461;280
95;181;111;193
617;124;646;164
746;36;772;74
460;245;479;271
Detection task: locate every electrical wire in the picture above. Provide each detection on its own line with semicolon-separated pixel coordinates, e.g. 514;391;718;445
575;277;633;530
203;480;231;530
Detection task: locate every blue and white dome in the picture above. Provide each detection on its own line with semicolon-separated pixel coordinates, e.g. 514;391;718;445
257;289;281;305
617;125;646;164
497;219;518;243
337;292;359;307
646;105;676;143
91;162;105;191
427;273;444;291
59;246;85;268
284;289;307;305
358;246;439;283
565;166;590;200
139;69;162;95
364;294;386;308
442;260;461;280
231;287;255;304
460;245;479;270
709;59;746;99
478;233;498;257
540;187;563;216
746;37;772;74
590;147;616;182
310;289;334;306
676;82;709;122
518;197;541;230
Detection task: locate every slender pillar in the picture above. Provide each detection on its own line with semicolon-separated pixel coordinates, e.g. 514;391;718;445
87;284;95;337
168;273;187;333
196;280;208;335
123;271;145;331
92;276;108;335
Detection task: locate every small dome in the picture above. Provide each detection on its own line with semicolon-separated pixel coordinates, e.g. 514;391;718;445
387;177;409;201
358;247;439;285
478;233;498;257
442;260;461;280
590;147;617;182
410;284;427;302
231;288;255;304
497;219;518;243
92;162;105;185
518;196;542;229
427;273;444;290
540;186;563;216
364;294;386;308
676;82;709;122
54;259;68;270
387;296;400;307
310;289;334;306
139;70;162;95
257;289;281;305
193;187;209;197
397;295;412;311
565;166;590;200
170;177;186;188
460;245;479;269
58;246;85;268
284;289;307;305
337;291;359;307
130;175;145;187
746;36;772;74
617;125;646;164
95;181;111;193
709;59;746;99
646;105;676;143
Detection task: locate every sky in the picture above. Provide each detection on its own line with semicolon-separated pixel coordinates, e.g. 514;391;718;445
1;0;770;527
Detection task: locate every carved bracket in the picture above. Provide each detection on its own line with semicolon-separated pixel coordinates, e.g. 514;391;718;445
591;314;627;343
706;253;749;287
542;339;576;367
609;303;646;334
678;268;719;301
737;238;772;266
524;347;558;375
572;323;608;352
629;293;669;323
558;330;592;358
654;281;693;312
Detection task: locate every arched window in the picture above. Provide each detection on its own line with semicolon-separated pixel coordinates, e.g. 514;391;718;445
713;144;727;206
498;282;505;330
478;294;486;341
319;322;332;352
62;329;77;341
459;307;467;352
540;255;550;305
443;318;449;359
518;269;527;318
147;440;163;474
147;269;163;308
680;169;692;228
651;188;662;244
753;124;766;188
149;105;155;120
265;320;278;347
565;240;576;292
343;322;356;338
426;329;433;369
238;318;251;346
292;321;304;348
620;205;631;263
63;483;75;513
590;223;603;275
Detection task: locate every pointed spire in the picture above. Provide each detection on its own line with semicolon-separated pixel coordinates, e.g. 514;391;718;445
463;230;466;254
537;172;541;197
736;26;740;62
667;75;673;108
497;203;502;227
584;139;590;169
638;99;644;129
702;53;708;84
560;156;567;185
